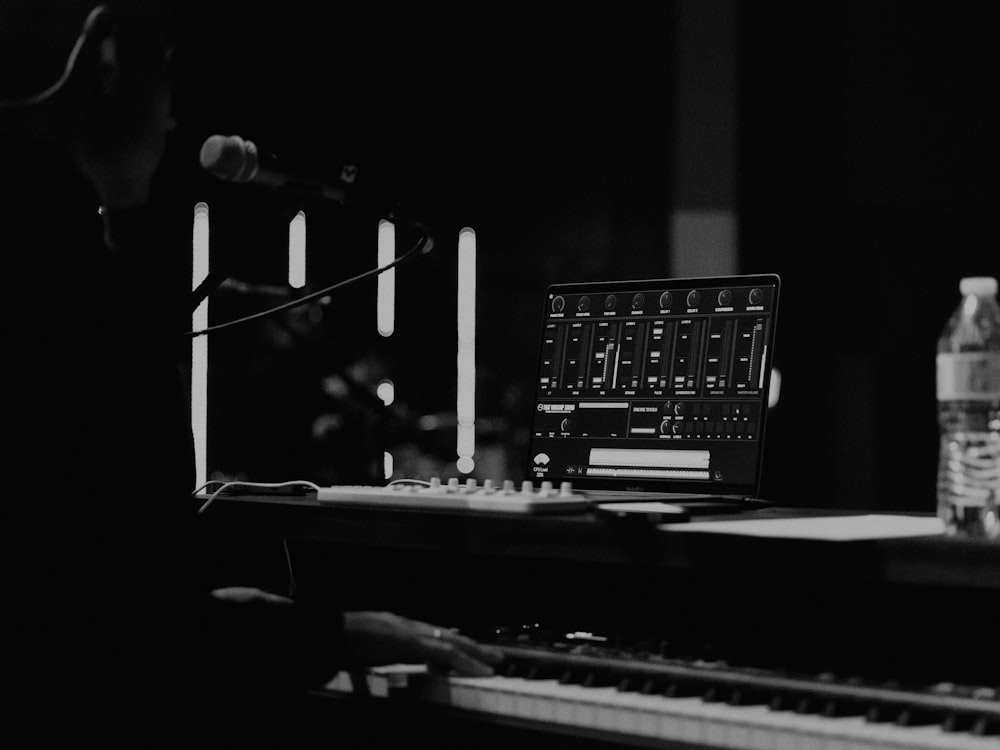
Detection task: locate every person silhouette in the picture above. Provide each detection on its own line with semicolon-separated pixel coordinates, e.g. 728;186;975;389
0;3;502;747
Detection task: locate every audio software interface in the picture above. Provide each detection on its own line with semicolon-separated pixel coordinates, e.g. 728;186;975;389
527;274;780;499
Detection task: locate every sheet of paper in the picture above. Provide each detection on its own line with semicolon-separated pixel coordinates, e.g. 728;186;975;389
666;514;946;541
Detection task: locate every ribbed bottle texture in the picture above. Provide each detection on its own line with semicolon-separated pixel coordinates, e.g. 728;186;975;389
936;276;1000;540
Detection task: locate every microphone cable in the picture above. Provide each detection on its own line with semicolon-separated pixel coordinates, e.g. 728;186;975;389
185;228;433;339
0;5;112;111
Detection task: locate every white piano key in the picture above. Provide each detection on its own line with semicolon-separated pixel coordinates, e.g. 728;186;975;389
749;720;777;750
816;714;996;750
577;686;621;730
658;696;709;745
703;712;728;747
575;694;597;728
720;704;779;750
956;730;1000;750
618;690;673;739
823;734;857;750
600;694;628;733
683;697;775;750
707;700;779;750
495;683;516;715
885;723;1000;750
636;705;661;738
469;678;500;712
511;682;535;719
444;675;494;711
522;680;561;722
543;682;600;729
501;676;560;722
862;719;946;749
595;702;618;731
751;707;836;750
548;684;577;725
618;696;651;736
449;680;476;710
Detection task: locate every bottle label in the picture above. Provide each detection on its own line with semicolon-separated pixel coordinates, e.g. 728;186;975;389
936;352;1000;400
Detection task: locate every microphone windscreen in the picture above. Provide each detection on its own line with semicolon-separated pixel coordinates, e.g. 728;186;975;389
199;134;257;182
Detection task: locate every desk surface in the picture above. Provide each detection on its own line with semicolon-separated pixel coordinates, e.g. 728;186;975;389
198;494;999;592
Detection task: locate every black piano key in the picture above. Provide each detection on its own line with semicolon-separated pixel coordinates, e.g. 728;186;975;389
522;661;563;681
768;693;790;711
664;680;705;698
865;703;899;724
794;695;822;714
942;712;975;733
973;715;999;736
557;668;577;685
895;706;944;727
866;703;903;723
638;677;662;695
581;669;618;688
701;684;729;703
727;686;769;706
502;661;523;678
521;662;561;680
821;699;868;717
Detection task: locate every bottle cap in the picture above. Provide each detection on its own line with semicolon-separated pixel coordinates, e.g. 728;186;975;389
959;277;997;296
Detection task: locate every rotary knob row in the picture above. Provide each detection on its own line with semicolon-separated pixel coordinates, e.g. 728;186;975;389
426;477;576;497
552;288;763;312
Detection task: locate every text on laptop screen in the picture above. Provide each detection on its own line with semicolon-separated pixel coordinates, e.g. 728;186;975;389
528;275;780;496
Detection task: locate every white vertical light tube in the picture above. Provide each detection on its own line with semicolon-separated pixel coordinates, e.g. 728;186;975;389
191;202;210;490
378;379;395;480
377;379;395;407
456;227;476;474
377;220;396;478
288;210;306;289
377;219;395;337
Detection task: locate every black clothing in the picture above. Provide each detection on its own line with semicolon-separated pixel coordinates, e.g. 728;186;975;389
3;145;345;748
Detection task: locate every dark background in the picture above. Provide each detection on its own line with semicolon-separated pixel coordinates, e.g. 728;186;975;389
154;1;998;511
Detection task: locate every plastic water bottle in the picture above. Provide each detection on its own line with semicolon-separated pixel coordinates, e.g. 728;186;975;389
936;276;1000;540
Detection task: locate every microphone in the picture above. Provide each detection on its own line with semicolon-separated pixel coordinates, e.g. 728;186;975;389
192;134;436;314
199;134;352;204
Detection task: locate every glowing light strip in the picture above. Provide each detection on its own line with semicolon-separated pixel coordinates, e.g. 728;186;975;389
456;227;476;474
377;220;395;337
378;377;396;478
768;366;782;408
377;379;395;406
191;202;210;490
288;210;306;289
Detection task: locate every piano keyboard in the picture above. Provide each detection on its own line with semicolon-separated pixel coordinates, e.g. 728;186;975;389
322;644;999;750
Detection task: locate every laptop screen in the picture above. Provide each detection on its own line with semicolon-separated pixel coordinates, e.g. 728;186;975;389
526;274;780;497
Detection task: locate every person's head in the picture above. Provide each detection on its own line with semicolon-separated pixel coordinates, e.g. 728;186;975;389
0;0;175;208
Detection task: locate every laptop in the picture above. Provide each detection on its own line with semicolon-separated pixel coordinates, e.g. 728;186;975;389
317;273;779;515
526;273;780;514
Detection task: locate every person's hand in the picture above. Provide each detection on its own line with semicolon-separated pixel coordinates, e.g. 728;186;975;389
342;611;505;677
209;586;294;607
